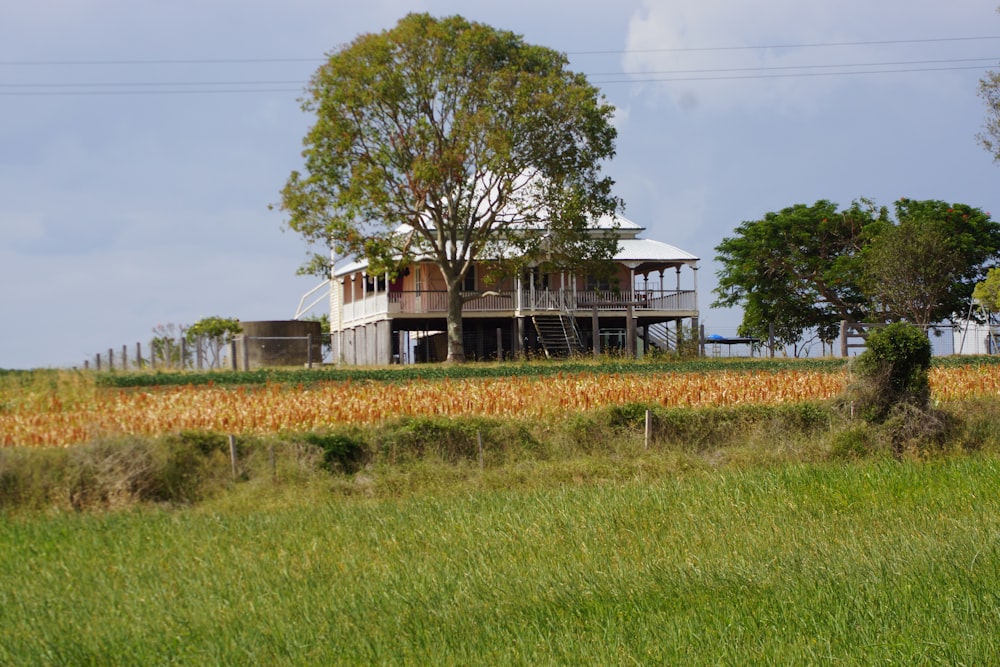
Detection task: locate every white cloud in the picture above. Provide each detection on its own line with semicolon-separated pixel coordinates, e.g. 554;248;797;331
623;0;1000;113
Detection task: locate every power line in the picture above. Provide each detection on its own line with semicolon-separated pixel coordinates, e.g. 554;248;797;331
586;56;1000;78
0;88;302;97
1;35;998;66
0;80;303;88
4;63;997;96
0;57;321;66
570;34;1000;55
594;63;994;85
2;36;998;96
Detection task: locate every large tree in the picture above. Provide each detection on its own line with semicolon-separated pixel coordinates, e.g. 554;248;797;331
278;13;621;362
713;198;1000;347
979;66;1000;162
712;200;883;348
862;200;998;327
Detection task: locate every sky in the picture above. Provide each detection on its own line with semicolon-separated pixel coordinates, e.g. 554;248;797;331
3;0;1000;369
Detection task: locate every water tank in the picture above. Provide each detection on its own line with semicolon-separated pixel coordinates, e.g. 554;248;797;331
238;320;323;368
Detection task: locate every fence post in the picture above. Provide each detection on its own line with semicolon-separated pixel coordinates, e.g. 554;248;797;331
136;342;142;369
497;327;503;362
306;334;313;369
840;320;848;357
477;430;484;470
228;435;238;479
122;345;128;371
644;409;652;450
241;335;249;371
108;348;114;371
230;339;237;370
95;353;102;371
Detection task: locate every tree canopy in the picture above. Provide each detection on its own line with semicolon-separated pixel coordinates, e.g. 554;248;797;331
978;67;1000;163
973;267;1000;313
186;316;243;369
712;199;880;348
713;198;1000;349
278;13;621;362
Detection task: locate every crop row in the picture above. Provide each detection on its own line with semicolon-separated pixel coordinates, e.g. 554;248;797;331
2;366;999;447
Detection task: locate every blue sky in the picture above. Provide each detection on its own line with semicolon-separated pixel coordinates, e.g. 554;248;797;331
3;0;999;369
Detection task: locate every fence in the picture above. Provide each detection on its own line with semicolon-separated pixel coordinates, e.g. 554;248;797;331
702;322;984;359
84;335;328;371
85;321;991;370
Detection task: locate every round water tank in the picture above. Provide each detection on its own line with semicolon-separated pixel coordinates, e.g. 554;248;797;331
238;320;323;368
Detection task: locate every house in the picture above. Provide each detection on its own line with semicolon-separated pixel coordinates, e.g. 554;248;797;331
323;214;699;364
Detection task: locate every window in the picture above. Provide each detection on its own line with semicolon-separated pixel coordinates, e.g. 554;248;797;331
524;267;549;290
463;266;476;292
586;274;612;292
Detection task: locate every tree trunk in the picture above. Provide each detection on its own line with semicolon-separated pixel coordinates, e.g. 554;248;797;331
446;280;467;363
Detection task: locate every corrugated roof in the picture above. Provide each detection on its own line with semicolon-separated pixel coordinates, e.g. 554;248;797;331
332;213;695;277
615;238;698;262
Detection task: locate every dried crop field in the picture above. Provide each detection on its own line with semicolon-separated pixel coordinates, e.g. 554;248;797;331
3;364;1000;448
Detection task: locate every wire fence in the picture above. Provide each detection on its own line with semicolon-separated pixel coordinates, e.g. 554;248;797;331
83;334;329;371
82;321;995;370
702;323;996;359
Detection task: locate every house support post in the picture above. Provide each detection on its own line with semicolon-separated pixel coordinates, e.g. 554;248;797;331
515;317;525;358
626;305;636;359
592;306;600;358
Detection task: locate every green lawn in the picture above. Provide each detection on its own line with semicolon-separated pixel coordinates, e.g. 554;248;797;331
3;455;1000;665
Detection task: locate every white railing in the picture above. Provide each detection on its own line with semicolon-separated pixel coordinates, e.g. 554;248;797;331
571;290;697;312
339;289;696;323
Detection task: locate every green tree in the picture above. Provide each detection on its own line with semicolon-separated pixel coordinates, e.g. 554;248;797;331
712;200;883;348
186;317;243;369
973;267;1000;312
714;198;1000;347
851;322;932;423
979;65;1000;162
861;216;959;328
862;200;998;327
277;13;621;363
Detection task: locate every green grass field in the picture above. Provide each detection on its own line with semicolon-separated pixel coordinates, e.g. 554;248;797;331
3;455;1000;665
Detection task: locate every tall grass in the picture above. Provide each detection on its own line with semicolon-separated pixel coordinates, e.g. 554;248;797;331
2;456;1000;664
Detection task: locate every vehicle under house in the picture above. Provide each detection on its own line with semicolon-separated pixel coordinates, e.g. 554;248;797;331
322;215;700;364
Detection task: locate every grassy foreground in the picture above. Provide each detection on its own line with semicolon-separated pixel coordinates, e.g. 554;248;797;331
3;456;1000;665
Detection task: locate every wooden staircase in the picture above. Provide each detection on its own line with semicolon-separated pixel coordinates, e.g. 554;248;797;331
533;314;583;357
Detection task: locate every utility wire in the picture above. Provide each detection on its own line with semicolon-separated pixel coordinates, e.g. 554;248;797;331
1;34;998;66
2;36;998;96
571;34;1000;55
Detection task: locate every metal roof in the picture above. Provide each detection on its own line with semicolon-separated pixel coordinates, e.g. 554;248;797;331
332;213;696;277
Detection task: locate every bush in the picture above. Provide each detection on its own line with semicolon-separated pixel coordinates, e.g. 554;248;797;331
300;431;368;473
374;416;542;466
65;436;225;509
0;447;70;510
848;322;931;422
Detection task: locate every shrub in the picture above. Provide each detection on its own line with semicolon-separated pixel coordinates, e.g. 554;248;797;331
301;431;368;473
829;425;874;459
374;416;542;466
0;447;69;510
848;322;932;422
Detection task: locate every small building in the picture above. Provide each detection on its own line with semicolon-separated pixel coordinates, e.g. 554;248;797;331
316;214;699;364
953;320;999;355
